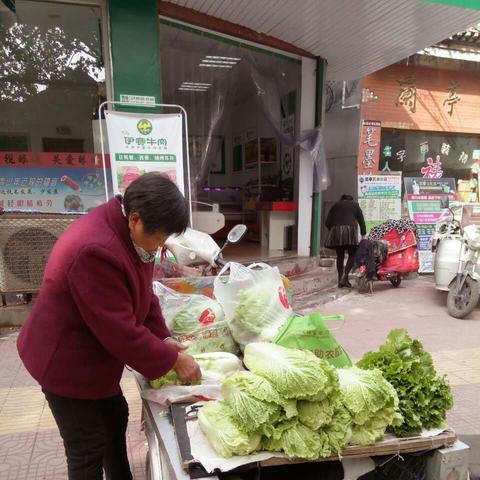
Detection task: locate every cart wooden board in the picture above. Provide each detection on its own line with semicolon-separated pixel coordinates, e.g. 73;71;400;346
171;404;457;478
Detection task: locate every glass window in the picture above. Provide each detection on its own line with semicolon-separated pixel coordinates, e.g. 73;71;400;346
0;1;108;212
159;21;301;250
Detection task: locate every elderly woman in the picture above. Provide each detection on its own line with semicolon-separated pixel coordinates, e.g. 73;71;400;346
325;194;366;288
17;173;201;480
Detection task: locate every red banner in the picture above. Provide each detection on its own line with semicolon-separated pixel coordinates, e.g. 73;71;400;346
357;120;381;174
0;152;111;168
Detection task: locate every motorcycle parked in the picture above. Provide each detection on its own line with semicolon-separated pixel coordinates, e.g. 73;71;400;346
433;198;480;318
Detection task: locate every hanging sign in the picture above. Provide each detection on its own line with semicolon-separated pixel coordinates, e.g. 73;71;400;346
105;111;184;194
357;120;381;174
358;173;402;232
404;177;457;273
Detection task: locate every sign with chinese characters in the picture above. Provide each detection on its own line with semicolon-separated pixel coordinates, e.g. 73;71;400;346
404;177;457;273
396;75;417;113
357;120;381;174
444;81;460;116
358;173;402;232
421;155;443;179
0;152;110;213
105;111;184;194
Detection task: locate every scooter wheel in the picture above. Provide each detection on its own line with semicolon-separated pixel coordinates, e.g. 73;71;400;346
447;276;480;319
390;276;402;288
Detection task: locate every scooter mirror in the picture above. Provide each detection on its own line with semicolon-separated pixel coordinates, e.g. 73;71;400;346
227;224;247;244
440;195;450;210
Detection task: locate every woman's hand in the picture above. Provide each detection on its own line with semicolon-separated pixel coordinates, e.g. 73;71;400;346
164;337;187;352
173;352;202;384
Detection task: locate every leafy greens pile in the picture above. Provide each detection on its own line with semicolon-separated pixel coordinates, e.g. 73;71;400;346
357;329;453;437
198;343;401;460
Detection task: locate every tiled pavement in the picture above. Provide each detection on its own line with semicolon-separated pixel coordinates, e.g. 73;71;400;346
0;333;147;480
1;276;480;479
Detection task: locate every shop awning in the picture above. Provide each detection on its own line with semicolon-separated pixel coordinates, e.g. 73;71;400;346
161;0;480;80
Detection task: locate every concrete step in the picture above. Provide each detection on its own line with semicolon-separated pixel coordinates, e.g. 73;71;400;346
265;255;335;277
0;304;32;327
289;266;337;297
293;286;353;315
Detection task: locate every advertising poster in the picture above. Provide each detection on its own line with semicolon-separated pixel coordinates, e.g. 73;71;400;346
0;152;110;213
404;177;457;273
105;111;184;194
357;120;381;174
358;173;402;232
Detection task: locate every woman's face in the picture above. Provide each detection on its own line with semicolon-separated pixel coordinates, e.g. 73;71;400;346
128;213;169;253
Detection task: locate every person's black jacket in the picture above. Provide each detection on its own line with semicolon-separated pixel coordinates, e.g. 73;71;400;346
325;199;366;236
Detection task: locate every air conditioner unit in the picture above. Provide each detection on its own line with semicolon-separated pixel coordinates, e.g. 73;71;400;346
0;213;80;294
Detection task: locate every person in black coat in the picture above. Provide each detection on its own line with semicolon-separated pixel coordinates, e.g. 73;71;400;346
325;194;366;288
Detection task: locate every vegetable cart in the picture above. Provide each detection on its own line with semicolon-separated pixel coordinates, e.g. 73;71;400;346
134;371;462;480
138;274;469;480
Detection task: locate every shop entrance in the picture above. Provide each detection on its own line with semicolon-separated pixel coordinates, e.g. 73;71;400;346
159;19;302;262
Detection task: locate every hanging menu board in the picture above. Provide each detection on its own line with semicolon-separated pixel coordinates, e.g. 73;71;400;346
358;173;402;232
404;177;457;273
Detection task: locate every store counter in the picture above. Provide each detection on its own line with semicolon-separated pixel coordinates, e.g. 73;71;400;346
257;201;297;250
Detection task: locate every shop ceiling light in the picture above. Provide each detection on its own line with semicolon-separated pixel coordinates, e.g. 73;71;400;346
202;59;237;65
206;56;241;61
199;55;240;69
178;81;211;92
182;82;212;87
178;87;209;92
199;63;233;69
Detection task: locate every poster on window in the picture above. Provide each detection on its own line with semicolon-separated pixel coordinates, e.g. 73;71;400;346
105;111;184;194
404;177;457;273
358;173;402;232
0;152;110;213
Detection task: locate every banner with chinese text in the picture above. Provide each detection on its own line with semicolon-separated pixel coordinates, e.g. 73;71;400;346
357;120;381;174
105;111;184;194
358;173;402;232
0;152;110;213
404;177;457;273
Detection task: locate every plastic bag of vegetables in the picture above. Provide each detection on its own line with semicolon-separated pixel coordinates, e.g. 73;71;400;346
153;281;238;354
213;263;293;349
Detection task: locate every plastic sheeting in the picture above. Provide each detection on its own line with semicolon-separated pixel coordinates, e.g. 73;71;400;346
159;21;330;202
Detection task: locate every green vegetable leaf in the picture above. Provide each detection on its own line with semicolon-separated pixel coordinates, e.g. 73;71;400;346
357;329;453;437
222;371;282;435
262;420;327;460
337;366;401;445
243;343;339;401
198;401;261;458
149;352;242;388
297;399;336;431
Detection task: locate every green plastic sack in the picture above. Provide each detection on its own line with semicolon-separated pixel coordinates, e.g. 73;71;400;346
273;312;352;368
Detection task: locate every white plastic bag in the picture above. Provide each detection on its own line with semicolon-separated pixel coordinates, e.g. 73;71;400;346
213;262;293;349
153;282;238;354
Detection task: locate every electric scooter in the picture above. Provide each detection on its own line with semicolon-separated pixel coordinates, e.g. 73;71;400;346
433;198;480;318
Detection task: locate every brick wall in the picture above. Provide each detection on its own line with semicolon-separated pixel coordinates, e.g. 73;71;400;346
361;64;480;135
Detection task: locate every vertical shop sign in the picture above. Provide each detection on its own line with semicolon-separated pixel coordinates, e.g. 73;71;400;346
105;111;184;194
357;120;381;174
358;173;402;232
404;177;457;273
